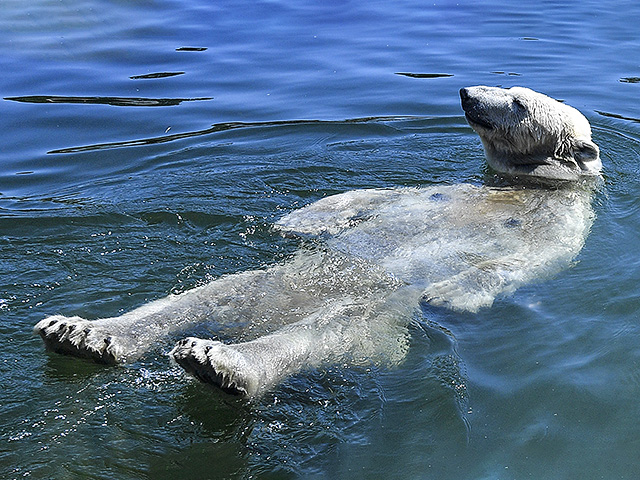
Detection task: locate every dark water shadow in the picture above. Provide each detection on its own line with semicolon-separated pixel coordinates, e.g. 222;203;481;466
176;381;254;436
395;72;453;79
146;381;256;479
41;350;113;383
4;95;211;107
619;77;640;84
130;72;185;80
490;71;522;76
595;110;640;124
46;115;421;154
176;46;207;52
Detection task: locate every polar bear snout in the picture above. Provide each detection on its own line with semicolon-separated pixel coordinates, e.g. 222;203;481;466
459;87;481;110
460;87;494;131
459;87;472;107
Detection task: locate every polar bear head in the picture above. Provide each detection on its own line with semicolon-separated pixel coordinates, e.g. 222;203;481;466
460;86;601;181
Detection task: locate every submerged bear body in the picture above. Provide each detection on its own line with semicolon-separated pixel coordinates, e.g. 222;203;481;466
35;86;601;397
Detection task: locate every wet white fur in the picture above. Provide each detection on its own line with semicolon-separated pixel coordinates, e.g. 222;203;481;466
462;86;601;180
35;87;600;397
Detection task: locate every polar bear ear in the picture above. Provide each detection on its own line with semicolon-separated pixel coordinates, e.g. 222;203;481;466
572;139;601;174
573;139;600;163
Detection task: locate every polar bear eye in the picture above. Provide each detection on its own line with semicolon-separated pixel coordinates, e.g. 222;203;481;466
512;98;527;111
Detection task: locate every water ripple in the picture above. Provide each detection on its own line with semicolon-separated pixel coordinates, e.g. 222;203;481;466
45;116;422;154
4;95;211;107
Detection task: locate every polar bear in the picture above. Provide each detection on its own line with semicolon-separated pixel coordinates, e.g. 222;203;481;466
35;86;601;397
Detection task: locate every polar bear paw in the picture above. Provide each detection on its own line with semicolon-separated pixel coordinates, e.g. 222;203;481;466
423;275;498;313
170;338;261;397
423;279;467;311
34;315;123;364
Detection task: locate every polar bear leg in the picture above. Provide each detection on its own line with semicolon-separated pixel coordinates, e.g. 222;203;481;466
171;289;419;397
34;267;288;363
35;248;400;364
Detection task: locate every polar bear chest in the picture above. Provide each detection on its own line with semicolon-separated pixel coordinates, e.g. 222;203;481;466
278;184;593;291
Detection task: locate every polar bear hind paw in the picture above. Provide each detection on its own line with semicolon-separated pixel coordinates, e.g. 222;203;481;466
34;315;122;364
170;338;260;397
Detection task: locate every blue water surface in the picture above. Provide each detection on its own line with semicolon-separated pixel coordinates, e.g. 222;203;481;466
2;1;640;479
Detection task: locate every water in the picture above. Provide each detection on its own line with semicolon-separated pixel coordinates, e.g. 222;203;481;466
2;0;640;478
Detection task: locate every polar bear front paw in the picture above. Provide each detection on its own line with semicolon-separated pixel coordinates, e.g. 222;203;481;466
170;338;261;397
422;277;468;310
34;315;123;364
423;276;496;313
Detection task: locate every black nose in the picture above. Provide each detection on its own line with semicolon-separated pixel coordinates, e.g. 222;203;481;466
460;88;473;111
460;88;471;106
